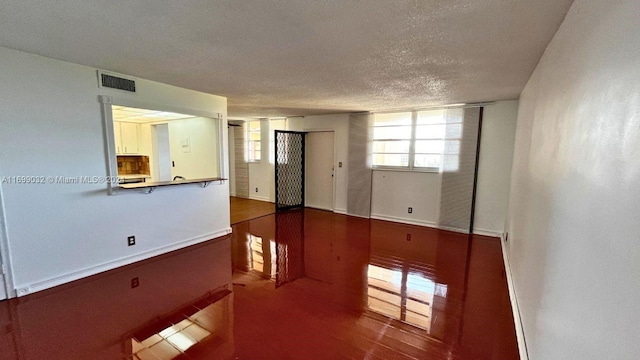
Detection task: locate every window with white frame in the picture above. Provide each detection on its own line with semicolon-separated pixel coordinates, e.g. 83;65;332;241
372;109;454;171
247;120;261;162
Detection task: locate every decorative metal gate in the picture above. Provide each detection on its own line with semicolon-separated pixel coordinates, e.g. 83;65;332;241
275;208;305;288
274;130;305;211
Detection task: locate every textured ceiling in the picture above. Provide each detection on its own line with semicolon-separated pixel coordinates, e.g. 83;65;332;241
0;1;573;117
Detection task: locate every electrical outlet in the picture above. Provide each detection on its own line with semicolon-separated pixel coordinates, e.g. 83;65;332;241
127;235;136;246
255;187;258;192
338;161;343;168
131;277;139;288
408;207;413;214
406;234;411;241
504;232;509;242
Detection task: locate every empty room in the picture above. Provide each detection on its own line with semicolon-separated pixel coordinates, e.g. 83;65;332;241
0;1;639;359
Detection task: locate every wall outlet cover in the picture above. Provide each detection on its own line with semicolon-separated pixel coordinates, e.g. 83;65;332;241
127;236;136;246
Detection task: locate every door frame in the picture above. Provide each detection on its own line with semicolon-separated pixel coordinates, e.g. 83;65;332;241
0;184;15;299
304;130;336;211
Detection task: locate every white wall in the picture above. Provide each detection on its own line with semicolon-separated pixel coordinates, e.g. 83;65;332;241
167;117;220;180
288;114;349;213
506;1;640;358
0;47;229;297
371;171;441;227
473;100;518;236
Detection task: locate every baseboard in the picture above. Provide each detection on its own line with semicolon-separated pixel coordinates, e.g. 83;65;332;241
15;227;232;297
472;228;502;238
368;215;493;237
248;195;272;203
346;212;371;219
500;234;529;360
306;205;333;212
436;224;470;234
370;213;437;228
333;208;347;215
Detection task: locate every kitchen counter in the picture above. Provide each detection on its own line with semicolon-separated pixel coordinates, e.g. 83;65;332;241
119;177;226;193
119;174;151;180
119;174;151;184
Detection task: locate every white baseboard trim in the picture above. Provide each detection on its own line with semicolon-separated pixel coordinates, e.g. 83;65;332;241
306;205;333;212
16;228;232;297
346;212;371;219
500;234;529;360
248;195;272;203
370;213;437;228
333;208;347;215
472;228;502;238
436;224;469;234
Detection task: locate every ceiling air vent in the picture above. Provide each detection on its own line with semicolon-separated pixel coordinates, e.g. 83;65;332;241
97;71;136;93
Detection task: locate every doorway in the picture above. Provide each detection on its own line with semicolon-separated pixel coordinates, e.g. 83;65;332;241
305;131;335;211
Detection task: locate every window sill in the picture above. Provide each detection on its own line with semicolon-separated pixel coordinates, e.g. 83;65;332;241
372;167;440;174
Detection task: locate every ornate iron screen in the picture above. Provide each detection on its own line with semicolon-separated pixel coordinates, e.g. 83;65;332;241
275;209;305;288
274;130;305;211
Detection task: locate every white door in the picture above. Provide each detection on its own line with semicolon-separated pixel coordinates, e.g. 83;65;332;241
305;131;335;210
152;124;172;182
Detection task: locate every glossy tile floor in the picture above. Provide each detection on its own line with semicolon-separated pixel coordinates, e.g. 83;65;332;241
0;209;518;359
230;196;275;224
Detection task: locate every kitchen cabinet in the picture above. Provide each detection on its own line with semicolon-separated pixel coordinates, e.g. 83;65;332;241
114;121;140;154
114;122;122;154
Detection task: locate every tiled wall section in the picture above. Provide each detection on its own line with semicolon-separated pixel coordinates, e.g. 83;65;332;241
117;155;150;175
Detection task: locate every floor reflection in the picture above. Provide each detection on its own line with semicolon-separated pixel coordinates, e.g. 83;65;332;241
0;208;518;360
230;208;518;359
130;289;233;359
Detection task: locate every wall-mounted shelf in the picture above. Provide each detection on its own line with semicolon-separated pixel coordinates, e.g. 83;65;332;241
119;177;227;194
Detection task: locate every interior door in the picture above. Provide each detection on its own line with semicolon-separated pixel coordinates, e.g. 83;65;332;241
305;131;335;211
152;124;171;182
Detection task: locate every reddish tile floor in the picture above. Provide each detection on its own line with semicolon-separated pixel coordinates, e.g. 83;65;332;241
0;209;518;359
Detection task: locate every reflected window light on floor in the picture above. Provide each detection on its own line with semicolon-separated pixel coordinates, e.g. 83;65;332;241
249;234;277;279
367;264;447;332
